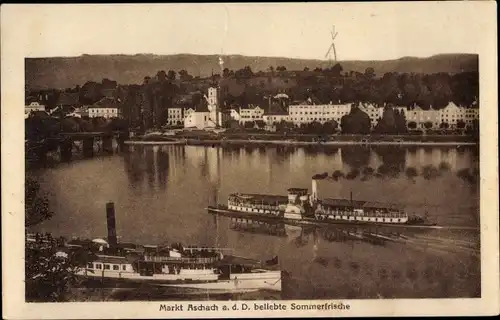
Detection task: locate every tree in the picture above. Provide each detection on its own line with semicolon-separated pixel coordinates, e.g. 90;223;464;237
25;175;91;302
178;70;192;81
340;107;371;134
25;245;86;302
330;63;343;77
407;121;417;130
222;68;230;78
364;67;375;80
243;121;255;129
423;121;433;130
439;122;449;129
303;67;310;72
25;177;53;227
167;70;176;81
456;120;466;129
322;120;338;134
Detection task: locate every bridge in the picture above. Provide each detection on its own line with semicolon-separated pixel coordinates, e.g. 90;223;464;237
26;131;128;162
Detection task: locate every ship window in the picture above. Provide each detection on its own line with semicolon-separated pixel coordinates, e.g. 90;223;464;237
113;265;119;271
122;265;127;270
87;263;93;269
95;263;102;269
104;264;110;270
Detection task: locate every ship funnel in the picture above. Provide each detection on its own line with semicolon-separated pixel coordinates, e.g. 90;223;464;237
106;202;117;247
311;179;318;203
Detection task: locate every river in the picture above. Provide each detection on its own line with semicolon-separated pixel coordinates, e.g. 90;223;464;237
29;144;480;300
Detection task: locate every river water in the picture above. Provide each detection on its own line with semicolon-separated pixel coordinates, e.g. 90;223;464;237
29;144;480;300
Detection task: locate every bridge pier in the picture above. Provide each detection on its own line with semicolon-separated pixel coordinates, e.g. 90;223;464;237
102;136;113;153
59;139;73;162
82;137;94;158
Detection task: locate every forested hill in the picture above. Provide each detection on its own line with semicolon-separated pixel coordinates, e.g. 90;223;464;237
26;53;478;90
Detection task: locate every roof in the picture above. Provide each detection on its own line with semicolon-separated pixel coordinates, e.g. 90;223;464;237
91;97;120;109
264;110;288;116
94;254;136;264
214;255;262;268
322;198;364;208
321;198;403;211
57;92;80;106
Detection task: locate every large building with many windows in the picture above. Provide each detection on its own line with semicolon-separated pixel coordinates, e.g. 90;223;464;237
288;102;351;127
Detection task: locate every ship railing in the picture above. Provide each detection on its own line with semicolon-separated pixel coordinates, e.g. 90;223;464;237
142;255;220;264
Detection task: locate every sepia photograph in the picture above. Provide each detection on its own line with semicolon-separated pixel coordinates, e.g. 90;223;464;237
2;2;499;318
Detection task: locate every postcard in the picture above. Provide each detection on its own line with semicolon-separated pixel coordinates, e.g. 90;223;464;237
1;2;499;319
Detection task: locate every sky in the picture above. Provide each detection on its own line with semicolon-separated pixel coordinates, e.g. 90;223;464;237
3;2;492;60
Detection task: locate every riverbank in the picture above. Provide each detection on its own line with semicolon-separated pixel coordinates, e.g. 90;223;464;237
125;137;478;146
126;132;478;146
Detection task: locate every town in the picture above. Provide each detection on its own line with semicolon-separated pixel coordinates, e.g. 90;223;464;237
25;61;479;143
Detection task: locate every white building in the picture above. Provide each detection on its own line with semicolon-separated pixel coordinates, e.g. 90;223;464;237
25;102;46;118
358;103;384;128
67;106;89;118
404;105;440;129
184;87;225;130
206;87;222;127
229;109;241;121
184;111;212;129
167;107;184;126
232;105;265;124
262;111;290;125
88;107;119;119
288;102;351;127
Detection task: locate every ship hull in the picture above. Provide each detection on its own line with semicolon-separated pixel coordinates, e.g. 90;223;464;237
208;206;437;228
76;270;282;293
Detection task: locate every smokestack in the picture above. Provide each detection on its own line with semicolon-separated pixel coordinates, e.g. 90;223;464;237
350;191;353;211
106;202;117;246
311;179;318;203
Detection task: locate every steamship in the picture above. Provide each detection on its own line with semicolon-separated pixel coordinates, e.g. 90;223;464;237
31;203;282;294
208;178;435;227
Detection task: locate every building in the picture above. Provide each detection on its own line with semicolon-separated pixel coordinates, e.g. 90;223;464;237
184;111;212;129
25;102;46;118
358;103;384;128
184;87;224;129
206;87;222;127
67;106;89;118
232;105;265;124
288;102;351;127
438;102;463;129
463;107;479;129
88;97;121;119
263;110;290;126
404;105;440;129
229;108;241;122
166;107;184;126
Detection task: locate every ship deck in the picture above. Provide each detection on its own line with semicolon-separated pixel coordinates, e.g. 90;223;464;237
229;193;289;205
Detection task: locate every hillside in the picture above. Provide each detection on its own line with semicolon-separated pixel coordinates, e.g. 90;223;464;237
25;53;478;90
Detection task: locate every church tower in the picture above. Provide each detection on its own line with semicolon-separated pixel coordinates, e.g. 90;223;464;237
207;86;220;127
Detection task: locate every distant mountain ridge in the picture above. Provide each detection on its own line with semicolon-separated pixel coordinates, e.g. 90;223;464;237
25;53;478;90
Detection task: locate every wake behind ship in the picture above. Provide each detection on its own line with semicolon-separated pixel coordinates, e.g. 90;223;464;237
208;177;434;227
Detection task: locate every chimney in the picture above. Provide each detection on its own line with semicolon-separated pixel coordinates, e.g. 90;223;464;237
311;179;318;203
106;202;117;246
